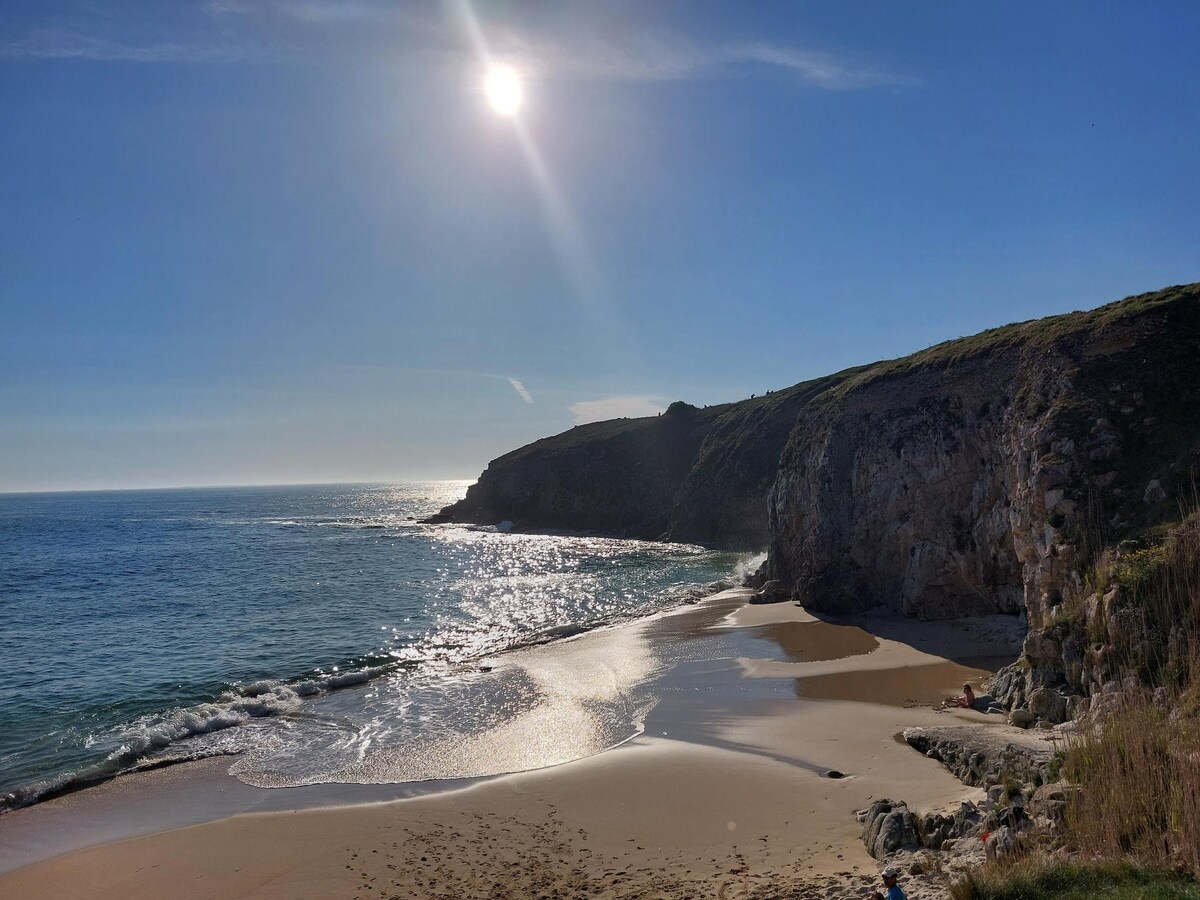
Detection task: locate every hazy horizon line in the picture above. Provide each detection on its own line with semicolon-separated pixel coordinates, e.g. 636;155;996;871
0;476;478;497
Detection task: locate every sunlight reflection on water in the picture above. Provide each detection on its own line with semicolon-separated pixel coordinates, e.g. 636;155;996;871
0;483;747;808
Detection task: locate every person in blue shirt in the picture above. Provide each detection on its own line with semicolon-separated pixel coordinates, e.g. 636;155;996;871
872;865;907;900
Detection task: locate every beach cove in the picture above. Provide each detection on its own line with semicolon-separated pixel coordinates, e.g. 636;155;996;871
0;586;1037;899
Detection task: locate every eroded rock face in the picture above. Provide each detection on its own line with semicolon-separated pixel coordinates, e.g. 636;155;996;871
861;800;921;859
766;352;1044;619
764;337;1151;624
765;285;1200;714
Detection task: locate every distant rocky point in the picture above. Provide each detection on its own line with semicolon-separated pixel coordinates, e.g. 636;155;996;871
427;373;863;549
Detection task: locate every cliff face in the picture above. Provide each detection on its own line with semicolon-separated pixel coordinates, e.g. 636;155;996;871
766;354;1031;619
667;369;866;547
434;285;1200;640
428;403;719;539
766;284;1200;626
430;374;865;547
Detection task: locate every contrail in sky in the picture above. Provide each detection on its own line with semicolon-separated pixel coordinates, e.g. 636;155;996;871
506;377;534;404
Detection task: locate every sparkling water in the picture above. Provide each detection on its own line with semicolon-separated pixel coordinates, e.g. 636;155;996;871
0;482;747;810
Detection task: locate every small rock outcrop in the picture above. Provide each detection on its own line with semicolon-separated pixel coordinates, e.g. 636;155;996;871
902;726;1057;788
860;798;986;860
861;799;921;859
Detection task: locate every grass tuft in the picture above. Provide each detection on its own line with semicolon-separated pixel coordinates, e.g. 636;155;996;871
950;857;1200;900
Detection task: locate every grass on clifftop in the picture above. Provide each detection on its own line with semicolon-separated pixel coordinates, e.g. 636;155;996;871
951;858;1200;900
835;281;1199;397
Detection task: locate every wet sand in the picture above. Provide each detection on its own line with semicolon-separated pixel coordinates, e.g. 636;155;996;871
753;620;881;662
0;589;1026;899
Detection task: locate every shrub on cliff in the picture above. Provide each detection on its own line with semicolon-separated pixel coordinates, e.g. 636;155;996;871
961;508;1200;891
1053;508;1200;877
1091;508;1200;692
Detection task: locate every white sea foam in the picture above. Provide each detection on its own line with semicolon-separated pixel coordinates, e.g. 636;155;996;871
733;550;768;583
112;688;304;760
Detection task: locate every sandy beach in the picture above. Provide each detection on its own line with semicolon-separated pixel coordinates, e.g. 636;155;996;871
0;589;1028;900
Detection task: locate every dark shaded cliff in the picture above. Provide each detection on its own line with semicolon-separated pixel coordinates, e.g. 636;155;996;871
433;284;1200;602
766;283;1200;622
429;373;863;547
429;401;722;540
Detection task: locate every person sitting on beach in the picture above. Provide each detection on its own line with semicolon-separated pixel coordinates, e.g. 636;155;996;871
872;865;907;900
943;683;976;709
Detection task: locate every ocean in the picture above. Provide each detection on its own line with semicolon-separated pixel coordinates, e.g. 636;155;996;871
0;482;751;811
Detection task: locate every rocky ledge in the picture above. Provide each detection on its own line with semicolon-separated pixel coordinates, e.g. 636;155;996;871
901;725;1058;788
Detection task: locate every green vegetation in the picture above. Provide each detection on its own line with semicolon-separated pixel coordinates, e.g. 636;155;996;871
838;282;1199;398
1104;512;1199;687
951;858;1200;900
1113;544;1171;595
958;505;1200;895
1054;513;1200;879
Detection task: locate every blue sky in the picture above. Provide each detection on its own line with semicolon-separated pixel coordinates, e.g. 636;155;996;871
2;1;1198;491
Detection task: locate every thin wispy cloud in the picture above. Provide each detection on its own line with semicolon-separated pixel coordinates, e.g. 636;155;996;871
0;28;260;63
5;2;916;91
506;377;534;404
570;396;665;425
206;0;399;25
334;364;538;407
492;30;916;90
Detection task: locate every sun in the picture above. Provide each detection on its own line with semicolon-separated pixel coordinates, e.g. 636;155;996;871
484;65;523;117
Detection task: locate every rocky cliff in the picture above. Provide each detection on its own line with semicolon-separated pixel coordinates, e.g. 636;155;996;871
428;400;719;540
768;284;1200;620
429;370;865;547
435;283;1200;642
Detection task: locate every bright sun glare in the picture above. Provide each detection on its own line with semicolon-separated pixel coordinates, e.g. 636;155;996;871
484;65;523;116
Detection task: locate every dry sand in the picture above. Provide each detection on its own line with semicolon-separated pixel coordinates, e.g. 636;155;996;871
0;590;1025;900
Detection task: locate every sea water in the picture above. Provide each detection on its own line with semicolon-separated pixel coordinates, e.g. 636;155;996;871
0;482;748;810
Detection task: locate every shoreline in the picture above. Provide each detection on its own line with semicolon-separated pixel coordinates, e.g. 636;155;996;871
0;588;1035;898
0;550;747;818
